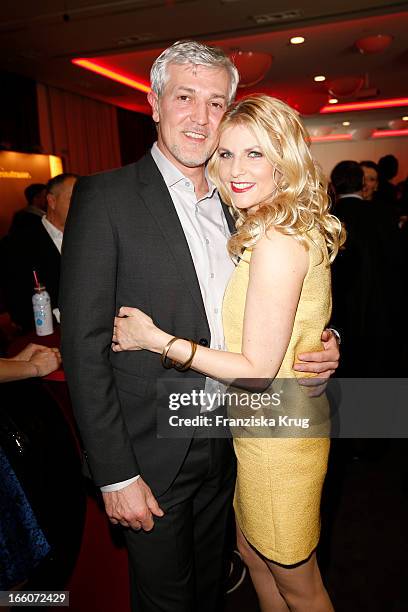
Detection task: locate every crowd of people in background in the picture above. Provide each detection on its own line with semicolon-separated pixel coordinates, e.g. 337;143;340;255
330;154;407;377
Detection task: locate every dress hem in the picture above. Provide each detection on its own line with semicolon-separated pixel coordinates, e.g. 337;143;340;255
237;516;319;568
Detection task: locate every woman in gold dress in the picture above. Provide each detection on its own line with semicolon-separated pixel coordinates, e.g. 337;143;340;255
113;95;344;611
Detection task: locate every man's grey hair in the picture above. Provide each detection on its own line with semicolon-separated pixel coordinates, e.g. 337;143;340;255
150;40;239;105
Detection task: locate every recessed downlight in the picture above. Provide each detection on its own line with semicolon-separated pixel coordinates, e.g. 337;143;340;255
314;75;326;82
290;36;305;45
342;121;350;126
329;98;338;104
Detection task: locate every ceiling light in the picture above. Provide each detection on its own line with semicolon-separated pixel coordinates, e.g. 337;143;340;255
321;97;408;113
373;129;408;138
314;75;326;82
355;34;393;55
352;127;373;140
388;119;406;130
72;58;151;93
310;129;408;143
310;134;352;143
290;36;305;45
329;98;338;104
328;76;364;98
230;51;273;88
403;116;408;121
342;121;350;126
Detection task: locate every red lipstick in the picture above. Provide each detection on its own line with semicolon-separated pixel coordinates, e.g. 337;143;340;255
230;182;255;193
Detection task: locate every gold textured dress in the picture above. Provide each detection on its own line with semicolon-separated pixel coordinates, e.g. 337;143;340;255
222;228;331;565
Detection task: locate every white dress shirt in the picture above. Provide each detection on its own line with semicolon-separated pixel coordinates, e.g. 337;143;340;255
151;143;235;355
42;216;63;253
41;216;62;327
101;144;235;493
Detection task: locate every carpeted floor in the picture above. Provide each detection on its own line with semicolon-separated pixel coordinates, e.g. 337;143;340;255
225;439;408;612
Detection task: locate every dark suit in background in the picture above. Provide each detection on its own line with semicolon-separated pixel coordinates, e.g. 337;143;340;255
60;154;236;612
331;195;403;376
2;221;60;331
9;207;44;235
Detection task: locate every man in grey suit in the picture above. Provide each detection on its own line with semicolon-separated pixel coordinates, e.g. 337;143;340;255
60;41;340;612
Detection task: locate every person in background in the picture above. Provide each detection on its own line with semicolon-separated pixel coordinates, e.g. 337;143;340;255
377;154;400;219
360;159;401;232
9;184;47;234
360;160;379;201
0;342;61;382
2;173;78;331
0;343;60;603
331;160;403;376
398;178;408;229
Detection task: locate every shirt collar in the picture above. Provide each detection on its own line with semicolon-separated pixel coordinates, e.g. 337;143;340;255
26;205;45;217
42;215;63;239
338;193;364;200
150;142;217;199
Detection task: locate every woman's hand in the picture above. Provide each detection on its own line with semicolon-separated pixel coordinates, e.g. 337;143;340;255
12;343;50;362
30;348;61;377
112;306;166;353
1;344;61;382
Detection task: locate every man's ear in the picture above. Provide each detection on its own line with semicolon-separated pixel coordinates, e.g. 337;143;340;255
46;193;56;211
147;91;160;123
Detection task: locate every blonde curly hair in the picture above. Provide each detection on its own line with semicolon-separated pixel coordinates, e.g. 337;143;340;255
208;94;345;261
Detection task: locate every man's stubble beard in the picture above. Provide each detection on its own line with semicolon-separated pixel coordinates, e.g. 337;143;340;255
170;143;215;169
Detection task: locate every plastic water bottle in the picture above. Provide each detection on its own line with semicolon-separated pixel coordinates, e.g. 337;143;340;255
32;271;54;336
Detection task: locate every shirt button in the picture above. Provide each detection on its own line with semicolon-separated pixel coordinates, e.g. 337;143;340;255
214;308;219;314
210;273;215;278
199;338;209;347
218;345;222;350
205;238;209;244
185;181;190;188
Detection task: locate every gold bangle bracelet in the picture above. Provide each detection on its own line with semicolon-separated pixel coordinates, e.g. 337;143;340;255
160;337;198;371
160;337;179;369
174;340;197;372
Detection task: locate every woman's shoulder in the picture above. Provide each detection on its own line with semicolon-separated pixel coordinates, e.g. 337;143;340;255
257;227;309;257
250;229;309;277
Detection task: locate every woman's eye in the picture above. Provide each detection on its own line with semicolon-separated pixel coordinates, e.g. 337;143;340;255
219;151;232;159
248;150;262;158
178;95;190;101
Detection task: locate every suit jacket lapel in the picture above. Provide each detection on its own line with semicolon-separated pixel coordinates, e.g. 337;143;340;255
136;154;207;322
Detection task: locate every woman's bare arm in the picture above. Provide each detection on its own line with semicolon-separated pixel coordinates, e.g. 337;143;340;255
114;230;308;387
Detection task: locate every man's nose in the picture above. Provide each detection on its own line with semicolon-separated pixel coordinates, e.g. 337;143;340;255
190;100;209;125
